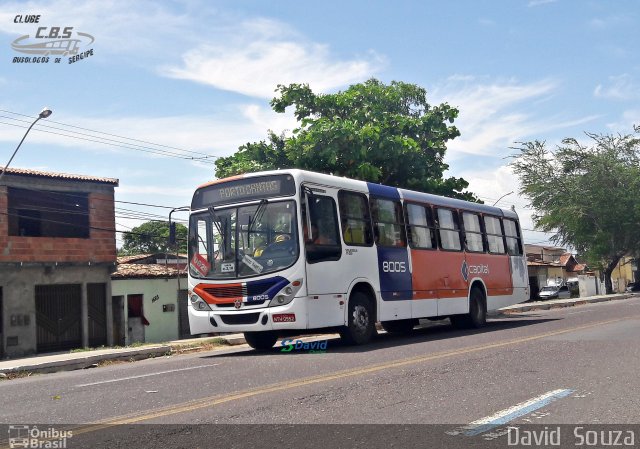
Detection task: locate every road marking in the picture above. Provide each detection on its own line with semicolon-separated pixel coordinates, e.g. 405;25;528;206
28;315;634;441
76;364;219;387
448;389;574;436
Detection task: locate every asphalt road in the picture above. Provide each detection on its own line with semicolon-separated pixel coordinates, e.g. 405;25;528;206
1;296;639;448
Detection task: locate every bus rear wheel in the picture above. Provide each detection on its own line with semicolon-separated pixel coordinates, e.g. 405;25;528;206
340;291;376;345
450;287;487;329
244;331;278;351
381;319;416;334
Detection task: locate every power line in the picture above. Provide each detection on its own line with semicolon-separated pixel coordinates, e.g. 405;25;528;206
0;116;219;164
0;109;216;159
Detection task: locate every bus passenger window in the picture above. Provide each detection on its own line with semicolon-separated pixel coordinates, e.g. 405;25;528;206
484;216;506;254
462;212;485;252
303;193;342;263
338;191;373;246
370;198;406;247
503;219;522;255
436;208;462;251
405;203;436;249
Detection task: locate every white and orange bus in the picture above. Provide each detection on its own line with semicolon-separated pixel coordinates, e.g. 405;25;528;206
187;169;529;350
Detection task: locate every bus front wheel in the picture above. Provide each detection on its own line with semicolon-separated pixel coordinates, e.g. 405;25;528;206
340;291;376;345
451;287;487;329
244;331;278;351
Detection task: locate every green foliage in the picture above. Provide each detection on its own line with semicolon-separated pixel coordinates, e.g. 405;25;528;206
120;221;188;255
511;126;640;293
215;79;477;200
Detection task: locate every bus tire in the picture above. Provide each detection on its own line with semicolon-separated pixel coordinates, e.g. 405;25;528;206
381;319;416;334
340;291;376;345
244;331;278;351
450;287;487;329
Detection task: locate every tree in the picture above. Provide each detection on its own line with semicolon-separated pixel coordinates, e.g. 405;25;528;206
510;126;640;294
121;221;188;255
215;79;477;200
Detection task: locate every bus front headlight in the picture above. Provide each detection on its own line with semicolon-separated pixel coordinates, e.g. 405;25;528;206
190;294;212;311
269;279;303;307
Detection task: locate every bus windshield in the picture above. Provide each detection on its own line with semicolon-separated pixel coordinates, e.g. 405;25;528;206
188;200;298;279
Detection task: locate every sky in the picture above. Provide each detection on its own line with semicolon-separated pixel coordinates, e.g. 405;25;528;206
0;0;638;249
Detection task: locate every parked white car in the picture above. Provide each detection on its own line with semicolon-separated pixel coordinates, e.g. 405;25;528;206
538;285;571;300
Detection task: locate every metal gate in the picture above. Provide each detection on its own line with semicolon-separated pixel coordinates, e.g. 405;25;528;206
177;289;191;339
88;283;107;347
0;288;4;358
36;284;82;353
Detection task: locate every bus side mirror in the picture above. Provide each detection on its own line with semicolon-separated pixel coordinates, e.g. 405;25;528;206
169;222;176;245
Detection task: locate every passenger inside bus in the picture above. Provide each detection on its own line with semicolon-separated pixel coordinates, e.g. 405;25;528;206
303;222;335;245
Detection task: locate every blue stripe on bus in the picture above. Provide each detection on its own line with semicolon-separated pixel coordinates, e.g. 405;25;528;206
366;182;401;200
246;276;289;302
377;246;412;300
366;183;412;300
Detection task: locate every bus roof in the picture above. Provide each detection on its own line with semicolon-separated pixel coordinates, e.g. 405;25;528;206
197;169;519;220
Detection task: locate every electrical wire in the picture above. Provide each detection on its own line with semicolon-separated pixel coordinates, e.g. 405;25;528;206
0;115;219;164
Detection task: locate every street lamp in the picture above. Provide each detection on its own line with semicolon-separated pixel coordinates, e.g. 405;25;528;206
0;107;53;184
492;191;513;206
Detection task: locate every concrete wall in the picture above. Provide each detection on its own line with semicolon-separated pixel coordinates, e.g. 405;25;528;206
0;264;112;358
112;277;184;344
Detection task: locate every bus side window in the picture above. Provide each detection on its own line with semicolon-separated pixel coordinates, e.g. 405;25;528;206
436;208;462;251
370;198;406;247
304;194;342;264
503;218;522;255
405;202;436;249
484;215;506;254
338;191;373;246
462;212;485;252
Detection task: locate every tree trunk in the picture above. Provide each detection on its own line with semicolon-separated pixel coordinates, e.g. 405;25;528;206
603;254;623;294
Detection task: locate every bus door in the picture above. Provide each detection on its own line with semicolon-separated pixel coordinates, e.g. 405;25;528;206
302;185;349;328
504;218;528;304
301;184;375;328
368;187;413;322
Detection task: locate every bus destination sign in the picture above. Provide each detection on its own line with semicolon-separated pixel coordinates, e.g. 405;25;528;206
218;180;280;201
192;174;296;208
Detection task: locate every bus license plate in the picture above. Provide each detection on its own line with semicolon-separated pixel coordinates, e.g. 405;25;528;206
272;313;295;323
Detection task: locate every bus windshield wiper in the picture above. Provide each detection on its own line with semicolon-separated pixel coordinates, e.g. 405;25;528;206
208;206;224;237
248;199;268;234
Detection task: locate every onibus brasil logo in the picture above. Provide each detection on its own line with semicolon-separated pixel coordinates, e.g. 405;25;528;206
8;425;72;448
10;14;95;64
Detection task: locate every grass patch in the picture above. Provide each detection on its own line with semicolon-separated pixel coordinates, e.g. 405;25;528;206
0;371;38;381
170;337;230;353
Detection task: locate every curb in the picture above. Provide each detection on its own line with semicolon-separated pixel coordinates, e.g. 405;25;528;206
496;293;636;315
0;346;171;375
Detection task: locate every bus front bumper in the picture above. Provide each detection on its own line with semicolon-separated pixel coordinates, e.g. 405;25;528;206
188;298;308;335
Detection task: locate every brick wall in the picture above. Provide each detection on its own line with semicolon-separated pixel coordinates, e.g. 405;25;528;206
0;186;117;264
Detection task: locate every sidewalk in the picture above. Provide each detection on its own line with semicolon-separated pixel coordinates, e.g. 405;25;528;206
1;292;636;377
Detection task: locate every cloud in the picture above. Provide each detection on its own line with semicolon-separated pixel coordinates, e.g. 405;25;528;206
0;0;199;58
430;76;599;159
0;103;293;160
594;74;640;101
527;0;558;7
588;15;631;30
605;109;640;133
161;18;385;98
